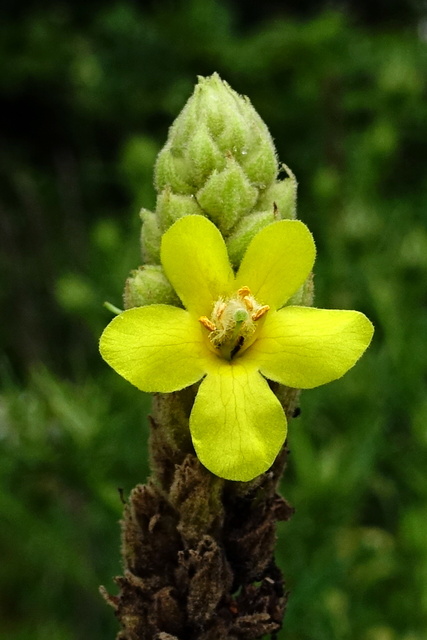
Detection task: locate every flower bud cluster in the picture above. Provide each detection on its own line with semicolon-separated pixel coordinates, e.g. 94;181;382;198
124;73;297;309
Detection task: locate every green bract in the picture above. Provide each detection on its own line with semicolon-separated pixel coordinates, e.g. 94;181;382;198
100;216;374;481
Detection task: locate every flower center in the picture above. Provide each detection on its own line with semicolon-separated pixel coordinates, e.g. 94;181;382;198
199;286;269;360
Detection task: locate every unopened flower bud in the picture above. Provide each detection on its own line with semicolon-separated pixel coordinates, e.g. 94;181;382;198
155;147;193;195
196;156;258;234
226;210;277;267
140;209;162;263
133;74;302;309
153;73;283;240
186;122;226;186
257;168;297;220
287;273;314;307
156;188;205;232
124;265;179;309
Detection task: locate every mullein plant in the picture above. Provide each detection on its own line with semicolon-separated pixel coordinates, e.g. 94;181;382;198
99;74;373;639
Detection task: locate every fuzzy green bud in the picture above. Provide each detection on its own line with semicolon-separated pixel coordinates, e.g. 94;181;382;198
153;73;283;242
196;156;258;234
124;265;180;309
226;210;278;268
155;146;194;195
155;74;277;195
287;273;314;307
140;209;161;263
156;188;205;232
132;74;301;309
256;167;297;220
186;122;226;187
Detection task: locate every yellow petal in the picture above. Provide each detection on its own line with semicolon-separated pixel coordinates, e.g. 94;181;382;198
190;360;287;481
246;306;374;388
99;305;208;392
161;215;235;317
235;219;316;310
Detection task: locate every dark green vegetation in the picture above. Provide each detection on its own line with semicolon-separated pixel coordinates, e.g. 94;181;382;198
1;1;427;638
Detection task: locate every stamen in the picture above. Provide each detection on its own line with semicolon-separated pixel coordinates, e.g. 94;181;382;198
243;295;254;311
205;287;268;359
252;305;270;321
216;301;226;319
237;286;251;297
199;316;216;331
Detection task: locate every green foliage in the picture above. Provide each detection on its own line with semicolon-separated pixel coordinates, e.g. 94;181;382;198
1;1;427;638
0;366;151;638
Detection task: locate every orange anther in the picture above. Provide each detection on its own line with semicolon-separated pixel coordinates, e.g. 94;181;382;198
252;305;270;321
237;286;251;297
199;316;216;332
243;295;254;311
216;302;226;319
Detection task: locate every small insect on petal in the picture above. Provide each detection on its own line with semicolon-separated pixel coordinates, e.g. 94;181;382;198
199;316;216;331
252;305;270;321
230;335;245;359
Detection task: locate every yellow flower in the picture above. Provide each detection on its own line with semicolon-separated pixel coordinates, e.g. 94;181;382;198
100;216;373;481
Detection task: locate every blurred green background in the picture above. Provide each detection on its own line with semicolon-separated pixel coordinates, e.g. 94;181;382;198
1;1;427;638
